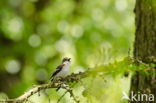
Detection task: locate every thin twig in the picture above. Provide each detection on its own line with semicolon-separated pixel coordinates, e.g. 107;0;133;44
129;57;155;70
43;90;51;103
61;85;80;103
57;83;76;103
57;91;68;103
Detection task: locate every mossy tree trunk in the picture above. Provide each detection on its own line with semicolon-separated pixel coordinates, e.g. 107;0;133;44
130;0;156;103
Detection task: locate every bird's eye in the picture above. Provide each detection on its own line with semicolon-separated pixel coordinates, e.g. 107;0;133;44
68;58;71;61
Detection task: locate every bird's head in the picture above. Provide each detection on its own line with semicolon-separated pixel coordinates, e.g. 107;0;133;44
62;57;71;64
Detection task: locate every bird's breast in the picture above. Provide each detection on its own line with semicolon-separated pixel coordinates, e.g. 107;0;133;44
57;64;70;78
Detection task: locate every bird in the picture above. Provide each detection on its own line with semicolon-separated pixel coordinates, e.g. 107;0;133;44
50;57;71;82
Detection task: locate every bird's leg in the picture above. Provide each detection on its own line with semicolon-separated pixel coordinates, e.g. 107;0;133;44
56;77;67;91
55;77;64;91
59;77;65;82
55;77;62;82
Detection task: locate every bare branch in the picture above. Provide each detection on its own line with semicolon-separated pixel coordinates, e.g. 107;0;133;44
0;72;87;103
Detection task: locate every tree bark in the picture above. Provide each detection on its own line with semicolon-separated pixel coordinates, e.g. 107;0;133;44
134;0;156;63
130;0;156;103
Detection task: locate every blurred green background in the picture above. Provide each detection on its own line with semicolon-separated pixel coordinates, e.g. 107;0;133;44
0;0;135;103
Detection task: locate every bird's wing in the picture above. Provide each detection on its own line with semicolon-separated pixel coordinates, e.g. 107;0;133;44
50;64;65;79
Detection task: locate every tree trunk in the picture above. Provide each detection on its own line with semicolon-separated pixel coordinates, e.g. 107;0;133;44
130;0;156;103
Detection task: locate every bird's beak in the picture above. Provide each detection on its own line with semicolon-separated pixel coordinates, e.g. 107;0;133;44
68;58;71;62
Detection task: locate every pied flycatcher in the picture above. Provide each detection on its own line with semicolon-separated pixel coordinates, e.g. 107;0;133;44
50;57;71;82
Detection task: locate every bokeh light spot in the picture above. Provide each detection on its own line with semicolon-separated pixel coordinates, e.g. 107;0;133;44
55;39;70;53
92;8;103;21
71;25;83;38
28;34;41;47
35;52;47;66
5;60;21;74
103;18;116;31
8;17;23;34
57;20;69;33
8;17;23;41
115;0;127;11
36;69;48;81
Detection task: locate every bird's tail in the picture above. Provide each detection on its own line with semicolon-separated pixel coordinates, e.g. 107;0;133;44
50;76;55;83
51;78;54;82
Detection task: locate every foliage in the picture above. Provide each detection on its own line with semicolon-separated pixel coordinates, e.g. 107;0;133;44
0;0;136;103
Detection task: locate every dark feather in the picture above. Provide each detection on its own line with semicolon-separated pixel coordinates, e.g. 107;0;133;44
50;64;64;79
